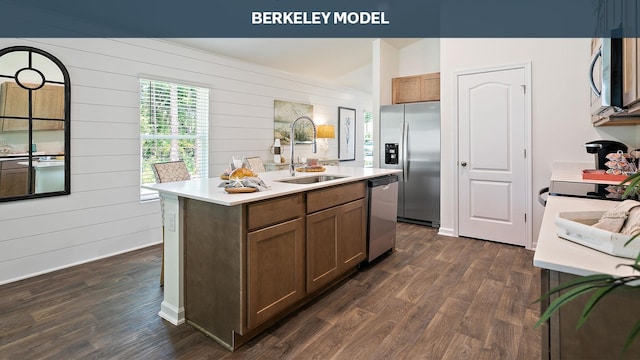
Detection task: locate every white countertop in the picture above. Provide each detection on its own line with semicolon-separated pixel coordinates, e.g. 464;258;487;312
534;195;637;277
551;161;621;185
143;166;402;206
17;160;65;168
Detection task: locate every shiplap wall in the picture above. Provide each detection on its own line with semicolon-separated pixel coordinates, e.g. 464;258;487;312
0;38;371;285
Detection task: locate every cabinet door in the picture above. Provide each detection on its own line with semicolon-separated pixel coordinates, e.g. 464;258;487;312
0;82;65;131
338;198;366;271
33;85;65;130
420;73;441;101
392;73;441;104
306;206;340;293
0;82;29;131
247;217;305;329
0;163;29;197
33;84;64;119
392;75;421;104
623;38;639;107
549;271;640;359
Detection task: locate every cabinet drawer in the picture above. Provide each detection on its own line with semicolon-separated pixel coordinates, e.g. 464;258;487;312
1;160;27;170
247;194;304;231
307;181;366;214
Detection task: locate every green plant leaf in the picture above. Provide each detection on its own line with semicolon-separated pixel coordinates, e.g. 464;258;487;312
577;285;619;329
535;284;601;328
533;274;613;304
622;173;640;198
622;320;640;357
624;233;640;247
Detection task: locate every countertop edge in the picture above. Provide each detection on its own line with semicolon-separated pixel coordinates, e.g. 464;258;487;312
534;195;637;277
143;167;402;206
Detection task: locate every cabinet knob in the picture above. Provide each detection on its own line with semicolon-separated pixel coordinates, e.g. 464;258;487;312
461;162;467;167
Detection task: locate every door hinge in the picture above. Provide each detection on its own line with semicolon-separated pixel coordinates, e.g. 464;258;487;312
525;213;527;222
521;85;526;93
524;149;527;158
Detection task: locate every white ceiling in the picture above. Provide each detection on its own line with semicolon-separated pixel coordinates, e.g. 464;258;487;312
166;38;420;93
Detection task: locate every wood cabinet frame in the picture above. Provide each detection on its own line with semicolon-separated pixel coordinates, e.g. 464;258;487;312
392;72;440;104
183;181;369;351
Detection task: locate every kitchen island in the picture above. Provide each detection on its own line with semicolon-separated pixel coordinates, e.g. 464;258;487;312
534;169;640;359
144;166;401;350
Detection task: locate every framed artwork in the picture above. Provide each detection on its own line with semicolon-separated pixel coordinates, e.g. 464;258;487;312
274;100;313;145
338;106;356;161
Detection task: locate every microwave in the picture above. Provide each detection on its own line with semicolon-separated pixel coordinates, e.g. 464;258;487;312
589;37;624;118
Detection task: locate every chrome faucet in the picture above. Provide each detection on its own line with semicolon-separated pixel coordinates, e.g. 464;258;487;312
289;116;317;176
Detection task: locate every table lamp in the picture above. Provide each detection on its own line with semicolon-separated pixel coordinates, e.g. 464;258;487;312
317;124;335;158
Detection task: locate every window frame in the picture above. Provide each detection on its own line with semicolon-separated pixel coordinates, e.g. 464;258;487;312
139;77;209;201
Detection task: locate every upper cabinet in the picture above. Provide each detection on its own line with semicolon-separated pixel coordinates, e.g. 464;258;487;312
392;72;440;104
0;81;65;131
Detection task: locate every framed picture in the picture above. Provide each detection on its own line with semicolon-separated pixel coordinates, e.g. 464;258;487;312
274;100;314;145
338;106;356;161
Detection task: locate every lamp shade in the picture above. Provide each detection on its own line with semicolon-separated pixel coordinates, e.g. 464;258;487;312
317;124;335;139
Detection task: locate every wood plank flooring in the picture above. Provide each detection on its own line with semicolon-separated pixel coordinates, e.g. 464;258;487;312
0;223;541;359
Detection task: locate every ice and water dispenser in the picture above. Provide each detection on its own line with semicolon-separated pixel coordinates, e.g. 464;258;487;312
384;143;399;165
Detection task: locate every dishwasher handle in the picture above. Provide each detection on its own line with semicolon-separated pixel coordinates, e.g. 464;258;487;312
368;174;399;187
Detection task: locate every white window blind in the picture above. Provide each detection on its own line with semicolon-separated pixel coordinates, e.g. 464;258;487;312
140;79;209;200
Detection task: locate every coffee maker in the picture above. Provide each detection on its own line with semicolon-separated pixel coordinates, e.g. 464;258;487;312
584;140;628;169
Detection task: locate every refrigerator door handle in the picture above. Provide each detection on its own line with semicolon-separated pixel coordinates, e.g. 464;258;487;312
403;122;408;182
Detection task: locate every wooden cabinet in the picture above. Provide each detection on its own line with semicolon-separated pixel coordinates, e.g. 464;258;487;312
392;72;440;104
306;206;340;292
247;218;305;329
0;81;65;131
306;182;366;293
338;198;367;269
541;269;640;359
246;194;306;329
0;160;29;197
306;198;366;293
183;181;368;350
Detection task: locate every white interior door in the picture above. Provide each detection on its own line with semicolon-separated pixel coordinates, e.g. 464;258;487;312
458;67;527;246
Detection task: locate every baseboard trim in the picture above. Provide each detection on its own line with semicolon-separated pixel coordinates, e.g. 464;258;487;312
0;241;162;286
159;301;185;325
438;227;456;237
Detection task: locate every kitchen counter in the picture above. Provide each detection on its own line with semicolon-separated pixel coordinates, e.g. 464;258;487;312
143;166;401;206
144;166;401;350
534;194;640;359
550;161;622;185
0;151;46;162
533;195;636;277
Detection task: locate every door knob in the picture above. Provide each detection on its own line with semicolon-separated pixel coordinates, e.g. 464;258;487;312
461;161;467;167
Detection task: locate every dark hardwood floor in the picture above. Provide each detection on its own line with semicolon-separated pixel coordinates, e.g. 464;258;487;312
0;223;541;359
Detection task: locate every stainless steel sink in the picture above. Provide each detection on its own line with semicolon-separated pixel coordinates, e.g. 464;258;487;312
275;175;348;185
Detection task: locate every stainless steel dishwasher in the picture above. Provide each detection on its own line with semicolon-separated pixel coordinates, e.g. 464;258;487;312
367;175;399;261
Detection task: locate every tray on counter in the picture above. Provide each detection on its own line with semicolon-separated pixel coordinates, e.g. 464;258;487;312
555;211;640;259
582;169;631;182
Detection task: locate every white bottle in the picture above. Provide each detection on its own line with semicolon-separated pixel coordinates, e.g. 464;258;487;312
273;139;281;163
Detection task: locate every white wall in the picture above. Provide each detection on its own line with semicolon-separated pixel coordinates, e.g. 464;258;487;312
440;38;638;245
398;39;440;76
0;38;371;284
372;39;400;167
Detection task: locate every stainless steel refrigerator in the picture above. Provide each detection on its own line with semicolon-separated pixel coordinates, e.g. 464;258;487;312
379;102;440;227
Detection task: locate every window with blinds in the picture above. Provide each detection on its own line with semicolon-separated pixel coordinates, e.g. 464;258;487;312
140;79;209;200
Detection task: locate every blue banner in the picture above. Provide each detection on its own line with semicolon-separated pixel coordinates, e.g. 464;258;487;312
0;0;638;37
